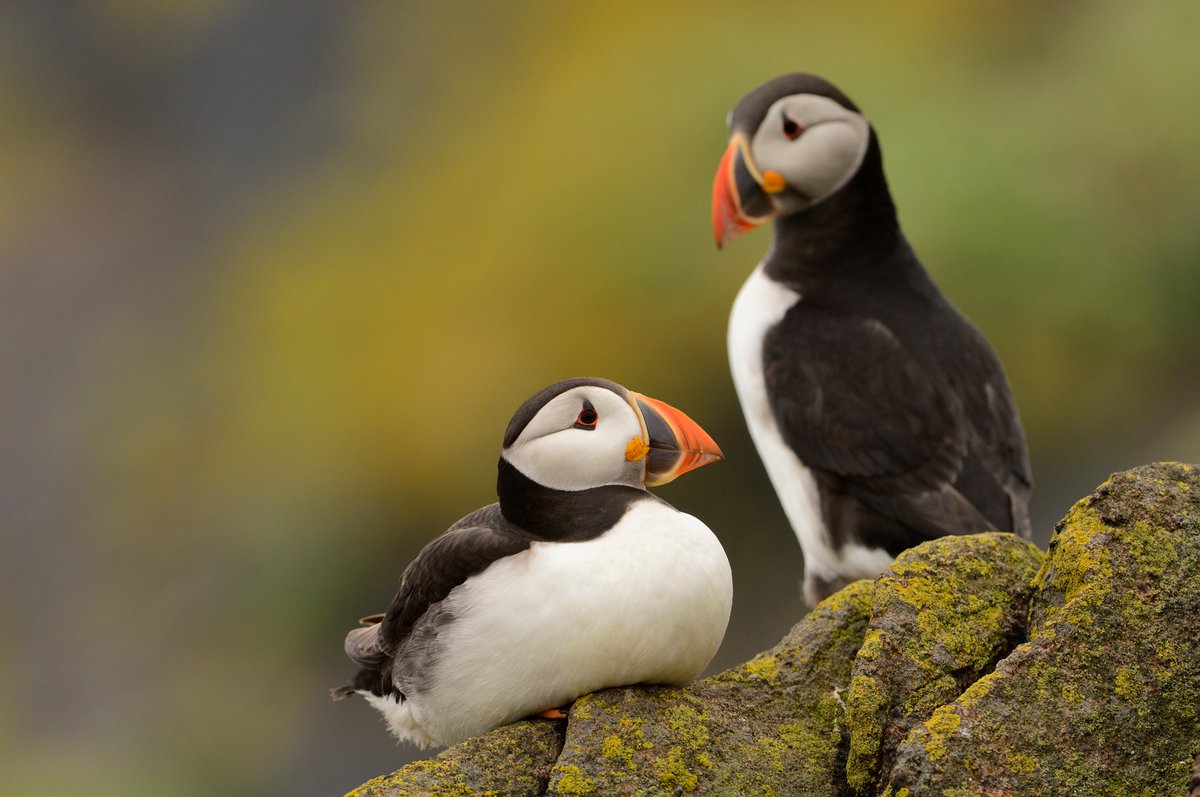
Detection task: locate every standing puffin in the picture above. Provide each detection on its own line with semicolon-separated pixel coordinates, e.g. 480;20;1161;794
332;377;732;748
713;73;1032;605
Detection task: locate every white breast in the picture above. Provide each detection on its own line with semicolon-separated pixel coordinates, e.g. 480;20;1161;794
727;266;893;593
401;500;732;746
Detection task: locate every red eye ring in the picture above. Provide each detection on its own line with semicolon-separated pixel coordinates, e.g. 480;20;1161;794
574;402;598;429
782;113;804;141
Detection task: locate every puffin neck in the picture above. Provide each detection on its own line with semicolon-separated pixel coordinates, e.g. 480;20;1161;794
763;132;902;291
496;457;647;541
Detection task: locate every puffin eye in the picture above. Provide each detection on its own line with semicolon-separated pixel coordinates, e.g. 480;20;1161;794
782;112;804;141
574;400;598;430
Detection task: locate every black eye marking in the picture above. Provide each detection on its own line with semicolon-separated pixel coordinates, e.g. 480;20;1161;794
782;112;804;141
574;400;598;430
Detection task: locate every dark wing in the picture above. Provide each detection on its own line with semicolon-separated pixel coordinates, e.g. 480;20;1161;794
763;305;1026;541
330;504;532;700
952;339;1034;536
378;504;532;649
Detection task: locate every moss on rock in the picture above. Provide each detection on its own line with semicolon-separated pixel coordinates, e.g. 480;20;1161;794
843;532;1043;793
887;462;1200;796
344;719;562;797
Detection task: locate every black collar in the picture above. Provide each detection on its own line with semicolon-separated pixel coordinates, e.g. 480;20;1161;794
496;457;650;541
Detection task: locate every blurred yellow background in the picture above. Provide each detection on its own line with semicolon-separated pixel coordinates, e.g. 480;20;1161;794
2;2;1198;794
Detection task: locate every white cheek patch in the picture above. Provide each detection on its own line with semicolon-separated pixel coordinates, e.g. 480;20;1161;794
509;431;627;491
782;120;869;201
751;95;870;209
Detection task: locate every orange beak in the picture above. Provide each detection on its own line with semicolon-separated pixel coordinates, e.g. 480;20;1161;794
712;133;779;248
628;392;724;487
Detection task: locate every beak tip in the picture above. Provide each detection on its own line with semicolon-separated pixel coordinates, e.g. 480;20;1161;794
712;214;732;249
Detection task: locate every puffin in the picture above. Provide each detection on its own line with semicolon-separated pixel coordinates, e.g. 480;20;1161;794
331;377;732;748
712;73;1033;605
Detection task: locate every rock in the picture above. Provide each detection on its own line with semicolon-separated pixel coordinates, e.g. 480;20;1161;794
844;533;1043;793
887;462;1200;795
346;463;1200;797
345;720;562;797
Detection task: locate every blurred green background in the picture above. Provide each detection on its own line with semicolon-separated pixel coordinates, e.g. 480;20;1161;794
2;1;1198;794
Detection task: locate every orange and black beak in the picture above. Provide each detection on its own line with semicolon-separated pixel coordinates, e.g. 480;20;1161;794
628;392;723;487
712;132;780;248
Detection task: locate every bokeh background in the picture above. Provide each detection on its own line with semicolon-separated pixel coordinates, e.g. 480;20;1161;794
3;2;1198;794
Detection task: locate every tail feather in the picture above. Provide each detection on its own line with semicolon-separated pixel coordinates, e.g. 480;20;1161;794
344;623;387;668
331;619;394;701
330;682;358;701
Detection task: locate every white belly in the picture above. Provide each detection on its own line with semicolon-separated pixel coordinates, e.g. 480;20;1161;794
400;500;732;746
727;266;893;594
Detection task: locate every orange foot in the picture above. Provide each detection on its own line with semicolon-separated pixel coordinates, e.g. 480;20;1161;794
535;704;572;720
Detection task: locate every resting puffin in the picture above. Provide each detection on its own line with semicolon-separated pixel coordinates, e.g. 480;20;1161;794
712;73;1032;605
332;377;732;748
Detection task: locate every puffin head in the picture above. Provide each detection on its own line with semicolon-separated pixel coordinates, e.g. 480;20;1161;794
712;73;875;248
500;377;722;491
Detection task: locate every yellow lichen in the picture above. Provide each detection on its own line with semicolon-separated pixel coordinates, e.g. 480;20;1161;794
665;701;710;754
741;654;780;682
617;714;653;750
1060;683;1084;704
845;674;888;791
569;696;595;721
1113;666;1139;701
814;577;873;612
599;733;634;769
957;669;1003;708
654;745;699;791
856;627;884;662
921;705;962;763
551;764;597;795
1031;506;1116;637
1008;751;1038;774
1123;521;1178;576
778;718;837;768
1153;637;1178;684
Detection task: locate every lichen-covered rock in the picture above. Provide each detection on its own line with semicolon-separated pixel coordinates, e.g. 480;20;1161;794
545;579;874;796
887;462;1200;796
844;532;1043;794
345;719;562;796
